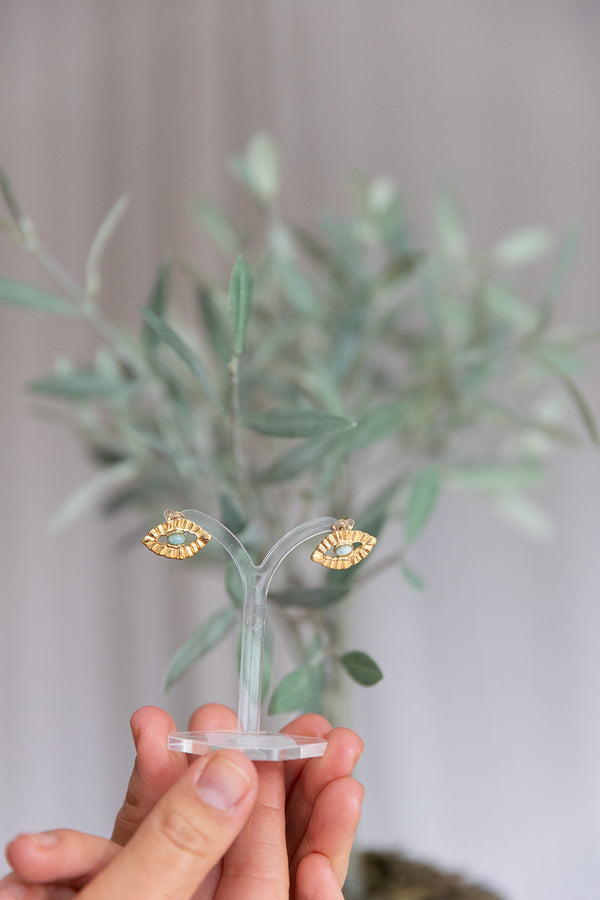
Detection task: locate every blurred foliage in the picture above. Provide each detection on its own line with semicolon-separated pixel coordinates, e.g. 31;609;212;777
346;850;503;900
0;133;596;718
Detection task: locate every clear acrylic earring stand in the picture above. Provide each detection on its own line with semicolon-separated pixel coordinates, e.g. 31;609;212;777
167;510;337;761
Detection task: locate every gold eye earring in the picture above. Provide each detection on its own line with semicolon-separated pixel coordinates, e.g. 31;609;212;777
311;517;377;569
142;510;212;559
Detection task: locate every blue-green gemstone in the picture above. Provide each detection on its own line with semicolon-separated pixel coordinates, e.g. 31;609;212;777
167;532;187;546
334;543;353;558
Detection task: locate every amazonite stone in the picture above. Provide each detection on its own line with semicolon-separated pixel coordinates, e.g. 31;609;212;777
334;543;353;557
167;532;187;546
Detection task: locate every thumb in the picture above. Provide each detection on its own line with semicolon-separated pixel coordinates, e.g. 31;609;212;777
80;749;258;900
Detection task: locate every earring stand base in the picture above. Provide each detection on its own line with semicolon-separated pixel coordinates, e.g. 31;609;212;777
168;730;327;761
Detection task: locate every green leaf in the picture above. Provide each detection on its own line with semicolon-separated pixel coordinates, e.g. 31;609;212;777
492;226;552;268
225;562;244;609
325;557;361;590
535;355;599;445
404;466;440;543
401;562;426;592
358;510;388;543
164;607;236;690
310;441;348;496
480;400;580;447
534;341;583;376
268;664;321;715
277;260;319;316
192;197;240;253
560;370;600;445
49;460;137;533
244;407;354;439
368;175;399;216
375;251;425;292
140;307;223;410
29;371;132;400
436;190;469;262
493;493;555;542
230;132;280;205
345;399;413;452
290;224;330;267
483;282;537;331
142;263;181;394
270;584;351;609
0;168;23;225
197;285;230;366
357;477;404;532
534;225;579;333
447;461;544;492
339;650;383;686
228;256;253;357
258;433;340;484
219;492;248;535
0;217;21;239
102;477;168;515
142;260;171;356
269;221;297;259
0;278;79;315
85;192;130;298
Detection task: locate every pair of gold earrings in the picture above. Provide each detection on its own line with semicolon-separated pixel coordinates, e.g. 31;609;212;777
142;511;376;569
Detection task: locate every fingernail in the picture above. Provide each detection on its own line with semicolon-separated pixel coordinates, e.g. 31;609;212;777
0;883;28;899
196;755;252;811
29;831;59;848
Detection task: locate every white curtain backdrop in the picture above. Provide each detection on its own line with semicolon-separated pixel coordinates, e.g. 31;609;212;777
1;3;599;898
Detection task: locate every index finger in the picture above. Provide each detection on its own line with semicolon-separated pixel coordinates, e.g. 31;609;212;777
280;713;333;796
111;706;185;845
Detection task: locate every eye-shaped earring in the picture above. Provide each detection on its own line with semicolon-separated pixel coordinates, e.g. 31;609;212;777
311;517;377;570
142;510;212;559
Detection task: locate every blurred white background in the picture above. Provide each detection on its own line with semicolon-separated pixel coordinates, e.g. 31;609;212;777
1;3;599;898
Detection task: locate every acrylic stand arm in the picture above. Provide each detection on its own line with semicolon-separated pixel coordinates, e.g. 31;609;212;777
166;511;337;761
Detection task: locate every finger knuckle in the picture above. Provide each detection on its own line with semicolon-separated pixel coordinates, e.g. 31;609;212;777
156;804;213;858
114;801;141;837
122;779;143;814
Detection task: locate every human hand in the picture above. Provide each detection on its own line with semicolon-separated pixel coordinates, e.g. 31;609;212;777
2;744;258;900
1;704;364;898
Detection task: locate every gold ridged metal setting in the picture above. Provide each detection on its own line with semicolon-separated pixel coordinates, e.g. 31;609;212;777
311;518;377;569
142;510;212;560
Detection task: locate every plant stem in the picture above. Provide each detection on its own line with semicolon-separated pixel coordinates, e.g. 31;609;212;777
354;548;406;586
25;230;85;304
228;354;249;495
24;228;148;379
84;303;147;378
